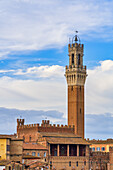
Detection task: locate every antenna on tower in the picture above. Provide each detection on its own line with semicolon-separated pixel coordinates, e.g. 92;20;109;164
75;30;78;42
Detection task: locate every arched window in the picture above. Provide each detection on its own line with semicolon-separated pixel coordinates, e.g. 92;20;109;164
78;54;80;65
71;86;73;91
72;54;74;65
32;152;36;156
69;161;71;167
29;136;31;142
44;152;46;157
60;145;67;156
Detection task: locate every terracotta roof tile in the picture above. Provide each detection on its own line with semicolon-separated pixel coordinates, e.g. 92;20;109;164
22;155;41;159
23;143;48;150
88;139;113;144
40;132;89;145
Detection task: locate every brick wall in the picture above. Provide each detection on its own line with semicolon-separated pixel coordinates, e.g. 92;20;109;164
10;139;23;162
68;85;84;138
17;119;75;143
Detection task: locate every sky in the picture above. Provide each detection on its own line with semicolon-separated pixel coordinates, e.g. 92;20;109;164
1;0;113;139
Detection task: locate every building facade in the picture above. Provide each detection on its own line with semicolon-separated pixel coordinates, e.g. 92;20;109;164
65;35;87;138
0;135;23;162
88;139;113;152
17;119;90;170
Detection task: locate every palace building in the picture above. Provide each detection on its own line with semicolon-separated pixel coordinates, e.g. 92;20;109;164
17;119;90;170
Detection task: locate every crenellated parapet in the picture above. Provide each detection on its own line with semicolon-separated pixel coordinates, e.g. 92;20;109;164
17;119;24;127
68;43;84;53
17;119;75;134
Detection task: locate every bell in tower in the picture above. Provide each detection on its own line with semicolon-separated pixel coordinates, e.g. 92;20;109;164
65;32;87;138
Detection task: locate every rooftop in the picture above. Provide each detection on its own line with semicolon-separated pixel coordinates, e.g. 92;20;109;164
39;132;89;145
87;138;113;144
23;143;48;150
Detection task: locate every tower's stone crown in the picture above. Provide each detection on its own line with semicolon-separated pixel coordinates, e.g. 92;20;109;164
65;43;87;86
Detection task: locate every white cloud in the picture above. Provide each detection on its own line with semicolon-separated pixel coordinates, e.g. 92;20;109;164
14;65;64;78
0;60;113;119
86;60;113;115
0;0;113;56
0;69;14;73
0;67;66;114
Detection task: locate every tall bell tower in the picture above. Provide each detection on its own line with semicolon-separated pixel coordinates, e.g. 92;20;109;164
65;33;87;138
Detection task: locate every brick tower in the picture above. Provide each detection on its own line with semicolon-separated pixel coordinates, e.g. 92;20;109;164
65;33;87;138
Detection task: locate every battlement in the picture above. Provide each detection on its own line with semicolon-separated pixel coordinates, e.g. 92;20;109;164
68;43;84;49
17;119;75;134
17;119;24;127
65;65;86;71
18;119;74;129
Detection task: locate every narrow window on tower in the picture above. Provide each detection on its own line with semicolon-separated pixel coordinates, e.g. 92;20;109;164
78;54;80;65
72;54;74;65
71;86;73;91
69;161;71;167
80;108;81;114
80;86;81;92
29;136;31;142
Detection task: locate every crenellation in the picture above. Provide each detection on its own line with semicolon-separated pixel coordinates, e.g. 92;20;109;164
20;123;72;129
17;119;75;136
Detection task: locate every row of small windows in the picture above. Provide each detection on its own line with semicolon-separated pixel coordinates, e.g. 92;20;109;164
50;161;86;168
23;136;32;142
92;147;105;151
27;152;46;157
69;161;86;167
23;136;50;143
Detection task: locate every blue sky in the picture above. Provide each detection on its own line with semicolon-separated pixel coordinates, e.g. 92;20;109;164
1;0;113;139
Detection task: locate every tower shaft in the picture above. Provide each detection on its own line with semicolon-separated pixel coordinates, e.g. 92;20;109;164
68;85;84;138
